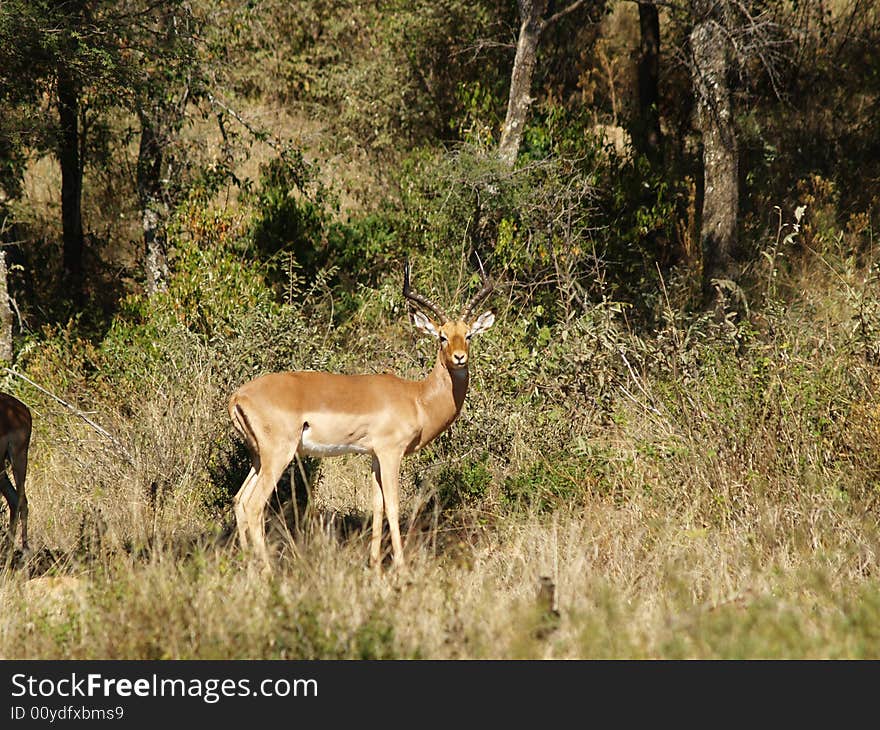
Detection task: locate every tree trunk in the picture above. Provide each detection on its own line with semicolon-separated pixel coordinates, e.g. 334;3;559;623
498;0;548;170
137;112;169;295
142;200;168;296
690;1;739;292
0;250;12;362
636;1;662;160
57;64;84;299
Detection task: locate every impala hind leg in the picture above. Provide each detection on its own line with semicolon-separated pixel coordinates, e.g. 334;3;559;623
229;397;263;555
0;471;18;555
242;439;300;568
11;444;27;552
233;467;258;551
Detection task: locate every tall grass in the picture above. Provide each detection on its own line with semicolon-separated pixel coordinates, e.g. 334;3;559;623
3;498;879;659
3;224;880;659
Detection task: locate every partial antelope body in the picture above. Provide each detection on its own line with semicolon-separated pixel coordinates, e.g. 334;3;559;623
0;392;31;557
228;262;495;568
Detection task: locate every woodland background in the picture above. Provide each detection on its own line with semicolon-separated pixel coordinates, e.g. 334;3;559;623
1;0;880;658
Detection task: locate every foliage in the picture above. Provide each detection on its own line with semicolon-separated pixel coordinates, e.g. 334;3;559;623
0;0;195;188
216;0;513;156
247;151;397;303
435;457;493;509
502;453;593;512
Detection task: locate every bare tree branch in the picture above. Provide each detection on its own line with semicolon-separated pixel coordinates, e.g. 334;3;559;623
545;0;587;28
3;368;134;465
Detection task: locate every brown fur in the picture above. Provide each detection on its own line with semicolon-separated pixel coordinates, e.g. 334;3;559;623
0;392;32;556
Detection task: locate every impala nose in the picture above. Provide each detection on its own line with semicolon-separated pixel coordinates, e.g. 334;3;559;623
452;352;468;367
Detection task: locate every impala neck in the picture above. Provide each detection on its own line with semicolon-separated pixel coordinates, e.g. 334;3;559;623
419;351;469;442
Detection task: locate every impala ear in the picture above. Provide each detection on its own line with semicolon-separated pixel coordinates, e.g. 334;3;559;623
468;311;495;336
411;309;440;338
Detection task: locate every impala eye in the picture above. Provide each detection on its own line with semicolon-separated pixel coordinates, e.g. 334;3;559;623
440;334;448;344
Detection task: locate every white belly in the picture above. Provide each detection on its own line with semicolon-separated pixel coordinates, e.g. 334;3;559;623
299;430;370;458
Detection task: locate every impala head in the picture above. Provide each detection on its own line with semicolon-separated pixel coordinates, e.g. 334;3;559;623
403;261;496;371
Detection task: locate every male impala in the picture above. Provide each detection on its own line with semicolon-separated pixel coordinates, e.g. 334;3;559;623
0;392;31;558
228;262;495;569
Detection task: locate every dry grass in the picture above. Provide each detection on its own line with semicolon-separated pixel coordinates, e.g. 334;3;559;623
3;251;880;659
3;362;880;660
2;487;878;659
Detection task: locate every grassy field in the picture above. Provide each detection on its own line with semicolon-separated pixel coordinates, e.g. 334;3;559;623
4;477;880;659
3;241;880;660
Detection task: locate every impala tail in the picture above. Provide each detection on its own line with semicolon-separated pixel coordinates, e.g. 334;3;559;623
229;395;259;458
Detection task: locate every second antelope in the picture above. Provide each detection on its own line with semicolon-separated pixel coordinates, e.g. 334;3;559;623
228;262;495;569
0;392;31;560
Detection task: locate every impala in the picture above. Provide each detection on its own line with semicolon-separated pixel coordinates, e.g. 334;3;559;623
228;262;495;569
0;392;31;557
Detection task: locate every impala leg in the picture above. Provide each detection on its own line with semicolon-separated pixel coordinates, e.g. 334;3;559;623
233;467;258;551
11;444;27;552
376;451;405;570
242;467;283;568
17;498;27;553
242;440;300;569
370;456;385;568
0;472;17;554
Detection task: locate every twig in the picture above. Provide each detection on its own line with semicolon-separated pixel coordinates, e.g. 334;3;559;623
545;0;587;28
618;347;663;415
3;368;134;465
8;296;22;331
205;91;284;151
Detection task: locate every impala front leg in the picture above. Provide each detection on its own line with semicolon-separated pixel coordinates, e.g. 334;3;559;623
376;450;405;570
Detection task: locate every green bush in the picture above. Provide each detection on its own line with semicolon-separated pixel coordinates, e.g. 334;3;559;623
502;453;592;513
436;457;493;509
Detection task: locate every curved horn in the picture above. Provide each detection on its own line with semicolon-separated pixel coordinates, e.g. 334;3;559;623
461;260;495;321
403;260;449;323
